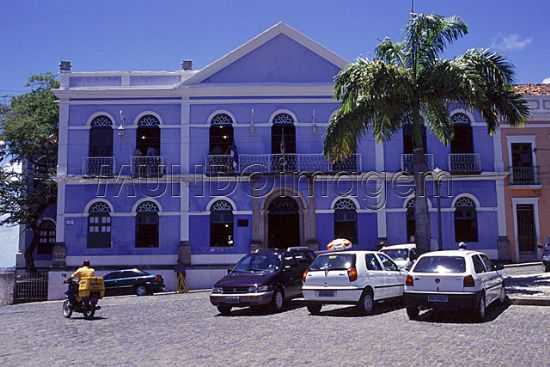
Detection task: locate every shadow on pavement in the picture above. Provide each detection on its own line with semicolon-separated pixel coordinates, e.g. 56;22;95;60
312;299;404;318
215;300;305;317
414;300;511;324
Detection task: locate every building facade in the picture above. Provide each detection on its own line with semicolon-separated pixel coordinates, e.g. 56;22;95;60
22;23;510;289
501;85;550;262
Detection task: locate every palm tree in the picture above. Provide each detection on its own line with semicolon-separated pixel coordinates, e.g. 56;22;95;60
324;13;529;254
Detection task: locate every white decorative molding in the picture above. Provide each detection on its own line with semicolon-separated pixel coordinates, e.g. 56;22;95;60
56;181;66;243
66;255;179;266
506;135;537;168
206;196;237;211
131;197;163;213
133;111;163;126
85;111;116;126
269;109;298;124
207;109;237;125
83;198;114;213
450;193;481;209
330;196;360;210
191;254;248;265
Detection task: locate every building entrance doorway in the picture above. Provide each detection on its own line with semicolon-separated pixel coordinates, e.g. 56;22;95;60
516;203;537;253
267;196;300;249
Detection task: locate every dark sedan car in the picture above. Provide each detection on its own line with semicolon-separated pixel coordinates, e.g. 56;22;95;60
103;269;165;296
210;247;316;315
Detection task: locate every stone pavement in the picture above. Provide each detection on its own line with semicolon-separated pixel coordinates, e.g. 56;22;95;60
1;293;549;367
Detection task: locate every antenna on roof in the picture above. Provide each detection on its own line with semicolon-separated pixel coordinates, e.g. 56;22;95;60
411;0;415;13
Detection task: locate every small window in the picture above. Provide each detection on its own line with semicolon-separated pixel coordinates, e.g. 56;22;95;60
472;255;486;273
37;220;56;255
210;200;234;247
87;202;111;248
334;199;358;243
135;201;160;248
480;255;493;272
378;253;399;271
454;197;478;242
365;254;383;271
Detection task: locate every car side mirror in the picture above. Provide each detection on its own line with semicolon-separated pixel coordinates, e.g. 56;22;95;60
493;264;504;271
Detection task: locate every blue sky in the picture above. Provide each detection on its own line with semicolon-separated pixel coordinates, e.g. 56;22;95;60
1;0;549;98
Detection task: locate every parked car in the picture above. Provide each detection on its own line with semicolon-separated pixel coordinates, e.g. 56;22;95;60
404;250;505;321
210;247;316;315
302;251;406;315
380;243;418;270
103;269;165;296
543;246;550;272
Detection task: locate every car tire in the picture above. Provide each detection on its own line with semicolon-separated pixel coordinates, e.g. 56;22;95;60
545;265;550;273
357;289;375;315
135;285;148;297
406;306;420;320
306;304;322;315
217;305;232;315
474;292;487;322
269;288;285;313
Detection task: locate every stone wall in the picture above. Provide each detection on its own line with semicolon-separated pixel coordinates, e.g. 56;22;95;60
0;271;15;305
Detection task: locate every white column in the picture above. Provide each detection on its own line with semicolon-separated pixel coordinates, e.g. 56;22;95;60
496;178;507;237
56;181;66;243
375;140;385;171
180;97;191;242
56;98;69;244
493;126;504;172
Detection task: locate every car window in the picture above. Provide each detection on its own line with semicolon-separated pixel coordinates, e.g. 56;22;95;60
412;256;466;273
480;255;494;272
233;253;282;273
365;254;383;271
103;272;120;280
377;253;400;271
309;254;355;271
119;271;138;278
472;255;486;273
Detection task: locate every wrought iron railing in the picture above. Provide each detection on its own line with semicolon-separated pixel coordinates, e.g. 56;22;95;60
207;154;237;175
400;154;434;173
510;166;540;185
85;157;114;177
448;153;481;174
132;156;164;177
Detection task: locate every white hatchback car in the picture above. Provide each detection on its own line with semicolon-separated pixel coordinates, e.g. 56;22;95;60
302;251;406;315
404;250;506;321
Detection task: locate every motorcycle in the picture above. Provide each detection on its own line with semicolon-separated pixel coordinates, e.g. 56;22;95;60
62;275;104;320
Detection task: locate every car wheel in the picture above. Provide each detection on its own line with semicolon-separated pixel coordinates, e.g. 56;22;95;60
269;288;285;313
135;285;148;297
217;305;232;315
358;290;375;315
474;292;486;322
306;304;322;315
62;300;72;318
406;306;420;320
545;265;550;273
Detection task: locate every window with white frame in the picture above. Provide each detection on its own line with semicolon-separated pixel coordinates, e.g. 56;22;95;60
454;197;478;242
135;201;159;248
87;202;112;248
210;200;234;247
334;199;357;243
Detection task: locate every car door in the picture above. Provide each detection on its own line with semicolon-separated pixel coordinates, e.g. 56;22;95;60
364;253;388;300
103;272;122;295
479;254;502;304
281;255;301;298
377;253;405;298
471;254;488;298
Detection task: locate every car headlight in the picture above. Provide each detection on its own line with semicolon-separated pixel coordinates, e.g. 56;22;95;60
212;287;223;294
256;285;271;292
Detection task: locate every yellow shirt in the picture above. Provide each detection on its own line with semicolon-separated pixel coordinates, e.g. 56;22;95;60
71;266;96;280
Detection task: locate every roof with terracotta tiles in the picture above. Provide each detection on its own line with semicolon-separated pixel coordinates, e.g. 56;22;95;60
513;84;550;96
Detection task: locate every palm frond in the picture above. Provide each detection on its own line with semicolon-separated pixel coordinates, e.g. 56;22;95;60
423;100;453;145
375;38;406;66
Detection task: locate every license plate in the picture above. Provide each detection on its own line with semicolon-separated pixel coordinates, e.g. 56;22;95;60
318;290;335;297
428;295;448;303
224;296;240;304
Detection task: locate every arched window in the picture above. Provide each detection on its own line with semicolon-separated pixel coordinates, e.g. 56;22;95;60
87;202;111;248
271;113;296;171
208;113;235;175
454;197;478;242
450;113;474;154
135;114;161;177
210;200;234;247
88;115;114;176
136;201;159;247
334;199;357;243
37;220;56;255
406;198;416;242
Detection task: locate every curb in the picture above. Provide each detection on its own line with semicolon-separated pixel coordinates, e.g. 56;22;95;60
503;262;542;269
508;296;550;306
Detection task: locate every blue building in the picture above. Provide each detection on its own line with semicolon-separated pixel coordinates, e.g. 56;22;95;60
24;23;509;289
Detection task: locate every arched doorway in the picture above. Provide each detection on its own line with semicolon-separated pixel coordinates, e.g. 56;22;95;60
267;196;300;248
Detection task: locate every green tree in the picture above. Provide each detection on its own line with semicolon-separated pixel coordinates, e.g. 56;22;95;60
324;13;529;253
0;73;59;270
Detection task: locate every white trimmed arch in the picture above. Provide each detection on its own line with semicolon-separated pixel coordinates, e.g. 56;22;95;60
450;108;475;124
207;110;237;125
84;198;114;213
403;195;433;209
331;196;360;210
131;197;162;213
133;111;163;126
206;197;236;212
86;112;116;127
451;193;480;209
37;217;56;226
269;109;298;124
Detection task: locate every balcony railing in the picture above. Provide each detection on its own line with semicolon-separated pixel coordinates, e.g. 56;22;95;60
206;153;361;175
132;156;164;178
448;153;481;174
400;154;434;173
85;157;114;177
510;166;540;185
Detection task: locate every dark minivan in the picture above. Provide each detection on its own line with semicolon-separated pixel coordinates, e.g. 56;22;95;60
210;247;316;315
103;269;165;296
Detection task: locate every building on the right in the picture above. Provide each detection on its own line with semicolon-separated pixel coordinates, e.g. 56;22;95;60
501;84;550;262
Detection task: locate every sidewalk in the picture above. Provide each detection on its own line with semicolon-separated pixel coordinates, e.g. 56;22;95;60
504;263;550;306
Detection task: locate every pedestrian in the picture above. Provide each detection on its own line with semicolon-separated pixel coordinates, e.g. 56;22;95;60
175;263;187;294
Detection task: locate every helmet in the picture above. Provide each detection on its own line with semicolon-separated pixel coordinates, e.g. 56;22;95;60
82;260;91;267
457;242;467;250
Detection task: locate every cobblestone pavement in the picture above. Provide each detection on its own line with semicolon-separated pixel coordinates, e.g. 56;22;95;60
1;293;549;367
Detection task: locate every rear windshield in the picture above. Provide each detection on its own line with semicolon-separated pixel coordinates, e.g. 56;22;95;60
381;249;409;261
309;254;356;271
412;256;466;274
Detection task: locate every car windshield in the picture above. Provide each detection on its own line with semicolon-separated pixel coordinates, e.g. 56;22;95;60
232;253;281;273
382;249;409;261
412;256;466;273
309;254;355;271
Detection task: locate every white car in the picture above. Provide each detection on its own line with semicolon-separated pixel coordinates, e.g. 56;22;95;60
404;250;506;321
380;243;417;270
302;251;406;315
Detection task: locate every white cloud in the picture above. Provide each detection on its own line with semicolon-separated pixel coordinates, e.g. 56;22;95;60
543;77;550;84
492;34;532;51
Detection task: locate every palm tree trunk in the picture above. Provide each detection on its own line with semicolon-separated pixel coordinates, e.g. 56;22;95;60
412;112;432;254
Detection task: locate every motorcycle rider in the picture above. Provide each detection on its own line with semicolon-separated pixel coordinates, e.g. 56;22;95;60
66;260;96;304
